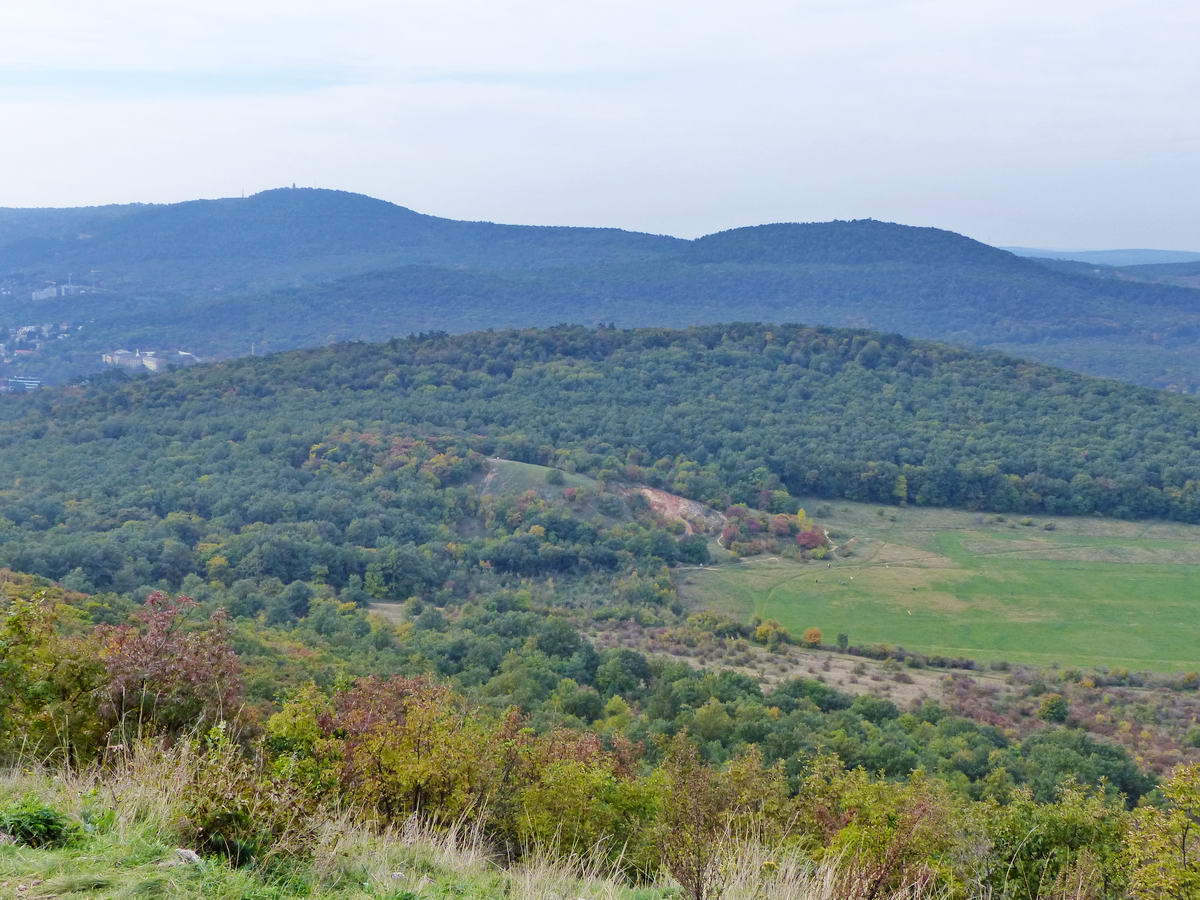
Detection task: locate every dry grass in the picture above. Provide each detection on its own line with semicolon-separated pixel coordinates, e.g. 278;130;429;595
1;745;962;899
583;617;999;707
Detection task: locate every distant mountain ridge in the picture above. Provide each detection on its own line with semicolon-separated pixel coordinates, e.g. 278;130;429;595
3;187;1200;392
0;188;682;292
1005;246;1200;266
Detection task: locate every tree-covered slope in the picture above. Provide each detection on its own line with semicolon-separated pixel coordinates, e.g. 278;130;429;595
0;188;682;293
687;219;1018;266
6;322;1200;898
2;324;1199;588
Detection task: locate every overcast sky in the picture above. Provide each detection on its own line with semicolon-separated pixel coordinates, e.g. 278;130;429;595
1;0;1197;248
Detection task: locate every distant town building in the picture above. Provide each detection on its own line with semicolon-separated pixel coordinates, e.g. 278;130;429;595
32;281;106;301
101;349;200;372
5;376;42;392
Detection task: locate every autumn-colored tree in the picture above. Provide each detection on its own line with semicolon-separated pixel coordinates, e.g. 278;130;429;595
97;592;243;737
657;732;732;900
796;529;826;549
533;727;639;778
802;627;823;647
325;675;494;823
768;514;793;537
753;619;790;649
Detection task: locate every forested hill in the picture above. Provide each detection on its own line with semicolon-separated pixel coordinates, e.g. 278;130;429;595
7;188;1200;391
685;219;1018;265
0;188;682;291
2;324;1199;583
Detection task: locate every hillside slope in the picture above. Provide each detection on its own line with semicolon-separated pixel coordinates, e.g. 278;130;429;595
2;323;1200;594
0;187;681;292
5;321;1200;896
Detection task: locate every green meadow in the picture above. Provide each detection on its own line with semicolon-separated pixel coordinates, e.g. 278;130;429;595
679;501;1200;671
480;457;596;496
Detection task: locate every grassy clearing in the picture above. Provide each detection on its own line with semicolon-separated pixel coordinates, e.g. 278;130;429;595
480;457;595;497
679;500;1200;671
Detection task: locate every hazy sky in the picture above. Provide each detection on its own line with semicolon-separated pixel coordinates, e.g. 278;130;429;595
2;0;1197;248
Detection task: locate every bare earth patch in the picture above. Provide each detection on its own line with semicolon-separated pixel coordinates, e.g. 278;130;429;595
369;602;407;625
624;486;724;535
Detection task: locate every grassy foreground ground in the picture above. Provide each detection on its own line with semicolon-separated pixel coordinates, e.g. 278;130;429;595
680;499;1200;670
1;742;946;900
0;748;668;900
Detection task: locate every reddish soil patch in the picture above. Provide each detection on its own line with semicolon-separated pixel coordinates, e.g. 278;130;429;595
627;486;724;535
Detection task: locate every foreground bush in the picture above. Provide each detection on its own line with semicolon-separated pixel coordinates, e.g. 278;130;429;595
0;797;77;848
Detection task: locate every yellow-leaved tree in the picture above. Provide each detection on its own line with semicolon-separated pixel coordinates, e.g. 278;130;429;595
1126;763;1200;897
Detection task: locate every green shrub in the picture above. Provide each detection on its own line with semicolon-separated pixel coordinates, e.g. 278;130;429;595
178;725;315;866
1039;693;1070;723
0;797;78;847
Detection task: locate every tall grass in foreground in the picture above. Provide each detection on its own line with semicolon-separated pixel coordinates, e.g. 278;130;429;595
1;741;1041;899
